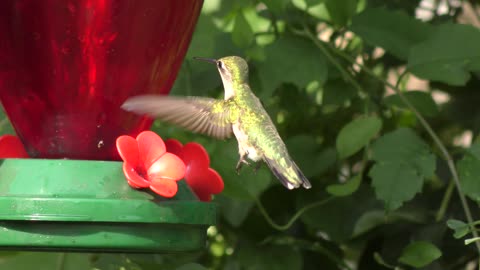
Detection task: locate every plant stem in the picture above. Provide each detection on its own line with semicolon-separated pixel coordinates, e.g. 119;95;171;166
297;27;480;255
436;180;455;222
255;196;334;231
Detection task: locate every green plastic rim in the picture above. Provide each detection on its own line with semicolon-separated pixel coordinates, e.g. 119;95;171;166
0;158;216;252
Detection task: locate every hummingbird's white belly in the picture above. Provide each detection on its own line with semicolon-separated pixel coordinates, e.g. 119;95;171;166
232;124;262;162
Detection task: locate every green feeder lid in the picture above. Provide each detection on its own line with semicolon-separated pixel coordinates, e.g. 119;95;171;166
0;158;216;252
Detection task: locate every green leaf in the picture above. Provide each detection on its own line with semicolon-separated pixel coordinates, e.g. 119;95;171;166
351;8;432;60
236;243;303;270
232;10;255;48
354;209;428;237
299;186;377;242
467;143;480;160
371;128;435;176
326;174;361;196
129;253;201;269
217;195;253;227
172;14;240;96
292;0;325;10
261;0;290;15
176;263;208;270
185;15;218;59
313;147;337;175
0;253;90;269
92;254;142;269
447;219;470;239
369;128;436;210
224;167;272;199
0;107;15;136
384;91;439;117
336;116;382;159
257;34;328;98
353;210;385;236
305;0;325;6
408;23;480;86
374;252;395;269
325;0;358;26
286;135;334;178
0;252;19;259
398;241;442;268
210;140;272;200
322;79;357;106
370;163;423;211
457;145;480;201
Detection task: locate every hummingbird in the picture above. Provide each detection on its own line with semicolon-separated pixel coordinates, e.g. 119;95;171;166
122;56;311;190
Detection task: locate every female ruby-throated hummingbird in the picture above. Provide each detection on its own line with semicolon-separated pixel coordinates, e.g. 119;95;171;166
122;56;311;190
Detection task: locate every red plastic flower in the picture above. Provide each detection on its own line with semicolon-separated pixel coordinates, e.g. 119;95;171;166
0;135;29;158
165;139;224;202
116;131;186;198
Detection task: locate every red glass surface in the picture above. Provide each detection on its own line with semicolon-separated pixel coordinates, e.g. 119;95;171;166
0;0;203;160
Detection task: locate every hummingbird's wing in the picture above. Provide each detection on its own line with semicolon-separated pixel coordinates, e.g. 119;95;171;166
122;95;233;139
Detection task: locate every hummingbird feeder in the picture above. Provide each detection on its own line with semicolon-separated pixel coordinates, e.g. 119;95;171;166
0;0;219;252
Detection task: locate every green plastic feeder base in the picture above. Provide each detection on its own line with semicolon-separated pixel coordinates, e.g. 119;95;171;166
0;159;216;252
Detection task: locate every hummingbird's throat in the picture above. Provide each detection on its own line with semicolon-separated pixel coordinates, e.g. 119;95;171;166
220;74;235;100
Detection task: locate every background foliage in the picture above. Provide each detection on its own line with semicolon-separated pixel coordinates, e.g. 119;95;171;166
2;0;480;269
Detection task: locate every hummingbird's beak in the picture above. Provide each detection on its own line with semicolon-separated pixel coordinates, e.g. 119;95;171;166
193;57;217;64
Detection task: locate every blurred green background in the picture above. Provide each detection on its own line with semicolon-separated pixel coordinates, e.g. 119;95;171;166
3;0;480;269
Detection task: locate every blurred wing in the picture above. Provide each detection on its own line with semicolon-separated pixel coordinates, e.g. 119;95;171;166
122;95;233;139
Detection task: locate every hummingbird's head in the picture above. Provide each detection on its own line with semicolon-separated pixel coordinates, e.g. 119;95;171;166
216;56;249;83
194;56;249;99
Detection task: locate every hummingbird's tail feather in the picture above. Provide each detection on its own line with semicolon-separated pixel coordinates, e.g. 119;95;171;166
264;157;311;190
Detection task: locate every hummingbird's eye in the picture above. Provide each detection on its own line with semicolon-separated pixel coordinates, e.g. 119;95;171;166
217;61;223;69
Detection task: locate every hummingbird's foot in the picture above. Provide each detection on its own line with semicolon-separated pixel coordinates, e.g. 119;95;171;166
236;155;249;174
253;162;262;174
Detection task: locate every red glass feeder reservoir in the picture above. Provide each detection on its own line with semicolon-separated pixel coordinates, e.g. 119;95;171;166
0;0;218;253
0;0;203;160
